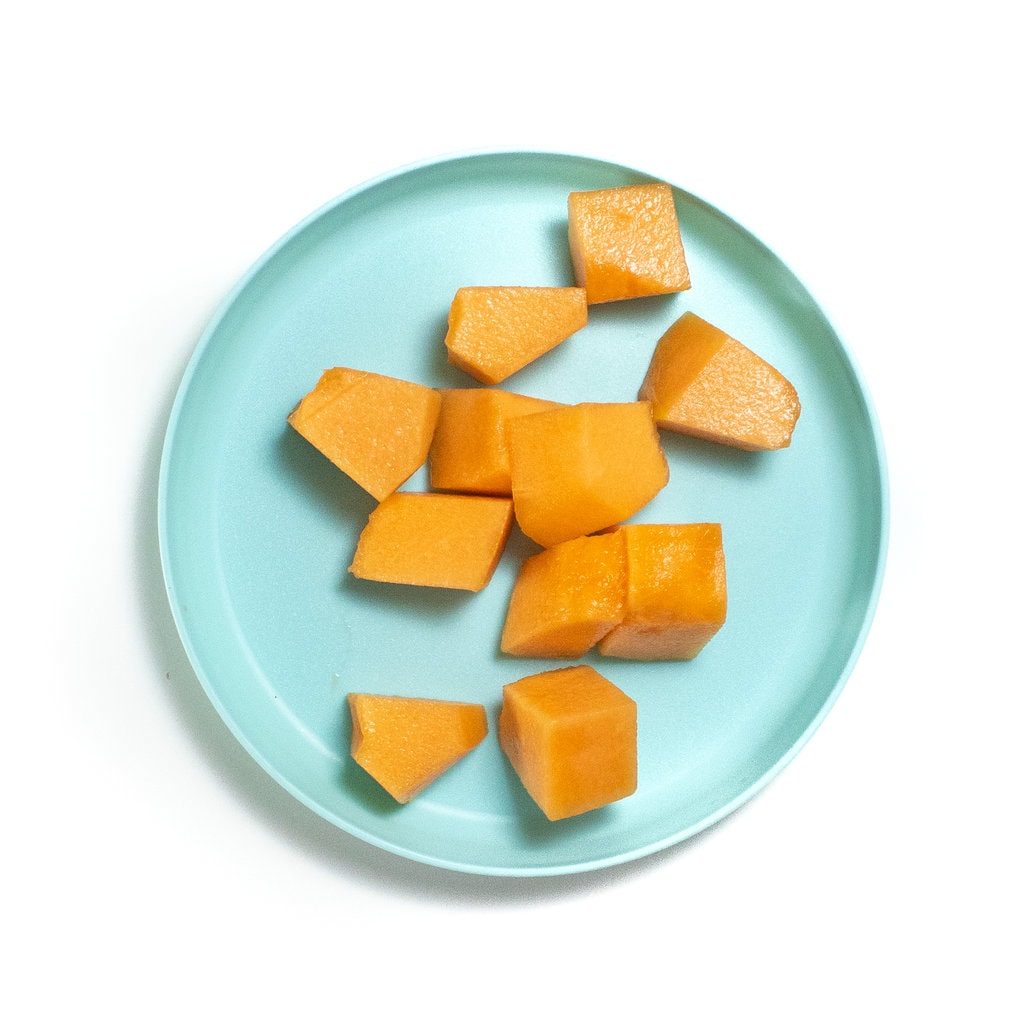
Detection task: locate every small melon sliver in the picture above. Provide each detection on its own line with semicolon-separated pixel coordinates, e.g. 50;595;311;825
348;693;488;804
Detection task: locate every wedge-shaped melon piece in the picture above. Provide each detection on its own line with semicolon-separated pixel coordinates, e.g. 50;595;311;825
429;388;563;496
506;401;669;548
444;286;588;385
348;693;488;804
288;367;441;500
598;523;727;661
349;492;513;592
567;183;691;304
500;532;627;657
499;666;637;821
639;312;801;451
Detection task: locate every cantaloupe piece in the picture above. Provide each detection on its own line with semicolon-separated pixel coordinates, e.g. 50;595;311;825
349;492;514;592
288;367;441;500
598;523;727;660
567;183;691;304
498;666;637;821
348;693;488;803
500;532;627;657
444;286;588;385
428;388;563;496
506;401;669;548
638;312;801;451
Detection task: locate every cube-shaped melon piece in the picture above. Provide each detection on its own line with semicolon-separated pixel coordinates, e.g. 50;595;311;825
506;401;669;548
500;532;627;658
429;388;563;496
498;666;637;821
567;183;691;304
348;693;488;804
288;367;441;500
349;492;514;592
639;312;801;451
444;286;588;385
598;523;727;660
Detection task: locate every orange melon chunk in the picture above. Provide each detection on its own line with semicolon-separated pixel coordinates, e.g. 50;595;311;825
348;693;488;803
349;492;513;592
598;523;727;661
567;183;691;304
288;367;441;500
498;666;637;821
429;388;563;496
639;312;801;451
500;532;627;658
506;401;669;548
444;286;588;385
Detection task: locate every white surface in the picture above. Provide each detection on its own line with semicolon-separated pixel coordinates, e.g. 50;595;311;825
4;2;1020;1020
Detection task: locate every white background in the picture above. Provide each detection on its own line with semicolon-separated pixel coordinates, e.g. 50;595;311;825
4;2;1020;1020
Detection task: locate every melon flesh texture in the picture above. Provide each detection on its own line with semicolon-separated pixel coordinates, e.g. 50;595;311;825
349;492;514;592
567;183;691;304
287;367;441;500
429;388;563;496
498;666;637;821
598;523;727;661
506;401;669;548
500;532;627;658
638;312;801;451
444;286;588;385
348;693;488;804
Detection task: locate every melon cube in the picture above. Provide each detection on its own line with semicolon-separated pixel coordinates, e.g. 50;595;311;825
288;367;441;500
506;401;669;548
444;286;588;385
429;388;563;496
598;523;727;660
349;492;514;592
348;693;488;803
639;312;801;451
567;183;691;304
500;532;627;658
498;666;637;821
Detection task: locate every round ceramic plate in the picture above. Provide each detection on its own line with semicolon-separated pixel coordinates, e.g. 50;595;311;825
158;151;887;876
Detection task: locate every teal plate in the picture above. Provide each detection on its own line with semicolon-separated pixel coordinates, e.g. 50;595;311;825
158;151;888;876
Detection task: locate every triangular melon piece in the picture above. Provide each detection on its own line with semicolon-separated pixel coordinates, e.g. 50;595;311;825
348;694;488;803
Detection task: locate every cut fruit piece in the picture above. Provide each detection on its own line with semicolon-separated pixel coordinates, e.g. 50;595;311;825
500;532;627;657
443;286;588;384
429;388;563;496
506;401;669;548
287;367;441;500
349;492;514;592
567;182;691;304
498;666;637;821
638;312;801;451
598;523;727;661
348;693;488;804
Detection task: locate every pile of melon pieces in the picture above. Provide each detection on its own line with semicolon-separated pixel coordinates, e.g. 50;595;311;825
288;182;801;822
